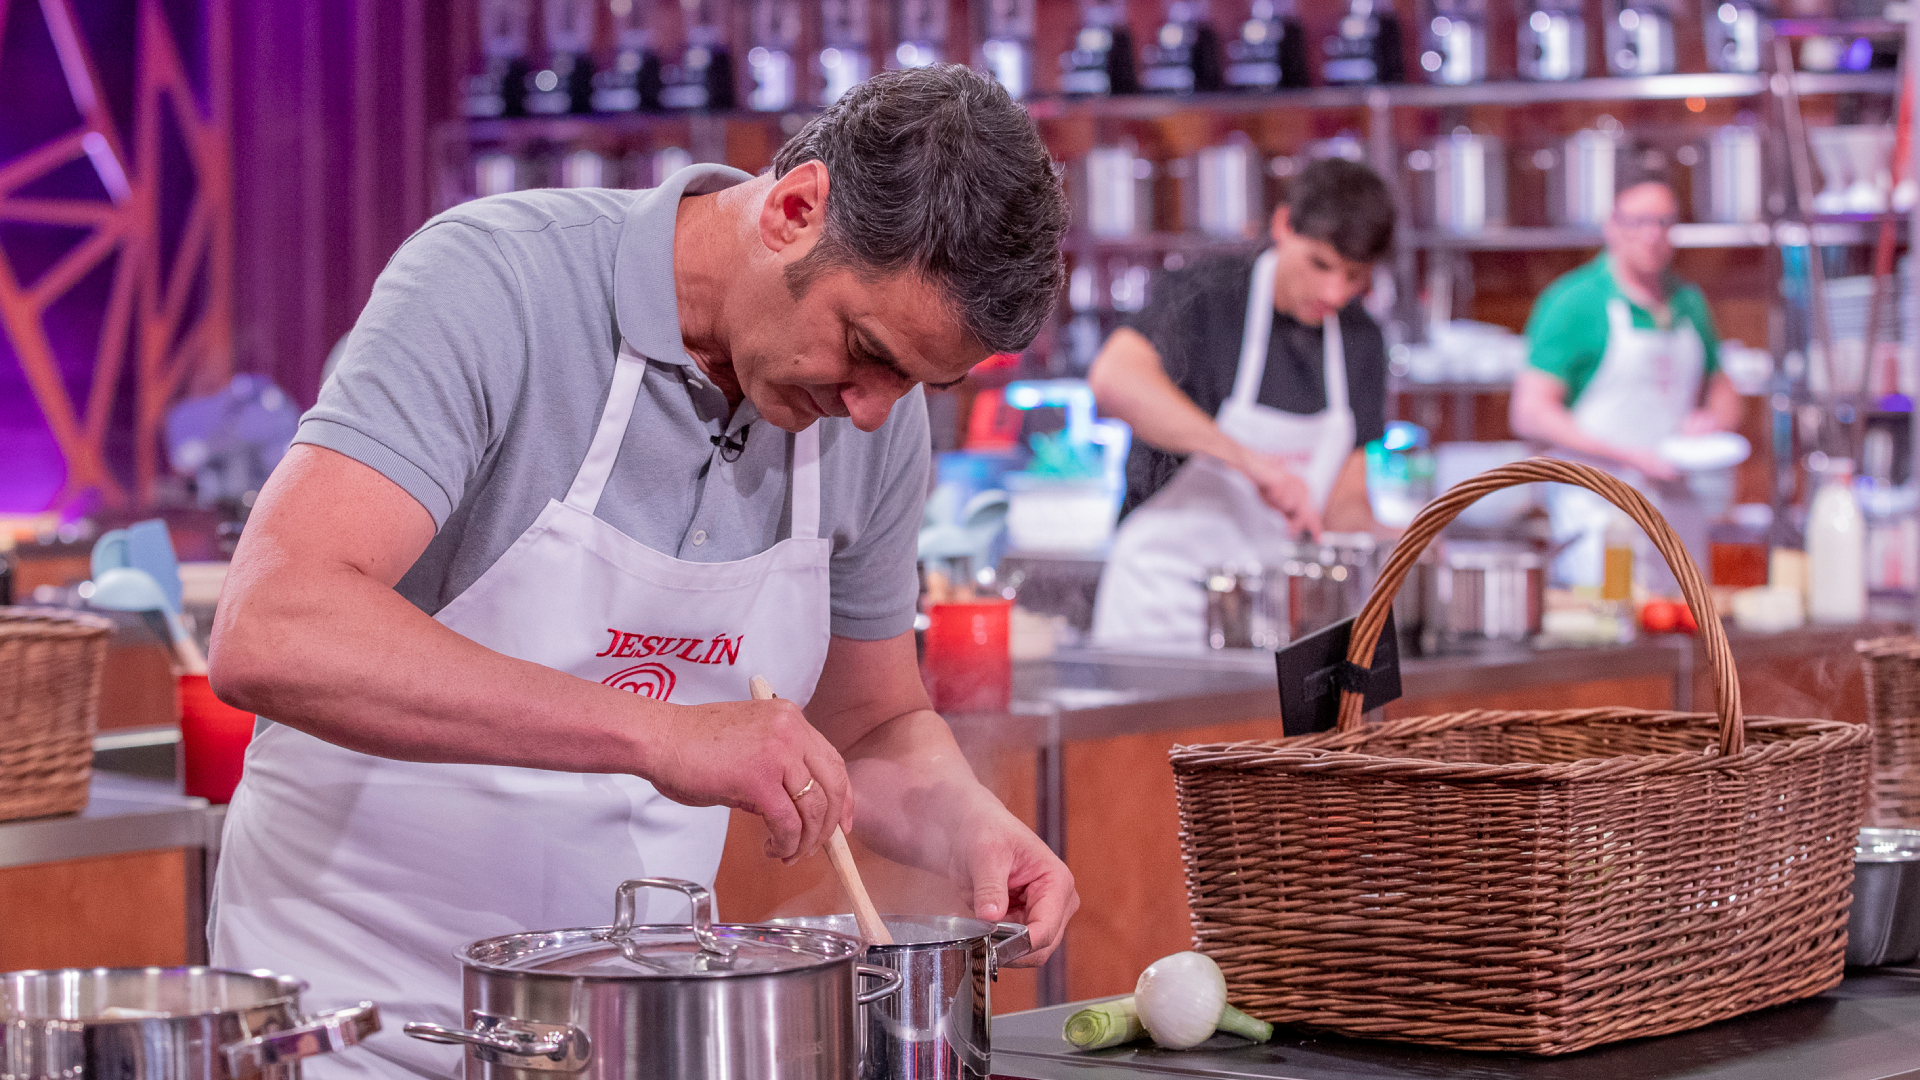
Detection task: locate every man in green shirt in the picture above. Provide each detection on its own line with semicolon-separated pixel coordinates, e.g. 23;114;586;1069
1511;170;1741;587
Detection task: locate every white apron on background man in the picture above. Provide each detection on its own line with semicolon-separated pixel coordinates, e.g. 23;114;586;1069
211;342;831;1080
1092;248;1356;647
1546;297;1708;591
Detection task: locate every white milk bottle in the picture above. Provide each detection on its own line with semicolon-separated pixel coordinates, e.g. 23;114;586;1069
1807;458;1866;623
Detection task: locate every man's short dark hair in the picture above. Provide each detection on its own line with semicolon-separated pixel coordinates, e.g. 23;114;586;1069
772;65;1068;356
1615;148;1675;201
1285;157;1395;264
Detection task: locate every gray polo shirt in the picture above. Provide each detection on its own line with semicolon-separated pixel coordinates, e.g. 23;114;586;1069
298;164;928;639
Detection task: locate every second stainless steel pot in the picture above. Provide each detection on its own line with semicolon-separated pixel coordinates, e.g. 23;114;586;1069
1400;541;1546;650
1848;828;1920;967
0;967;379;1080
771;915;1030;1080
406;879;903;1079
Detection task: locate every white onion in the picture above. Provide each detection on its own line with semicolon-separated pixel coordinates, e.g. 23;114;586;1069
1134;951;1228;1050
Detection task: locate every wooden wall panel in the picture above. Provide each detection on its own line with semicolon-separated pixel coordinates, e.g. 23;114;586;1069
0;848;198;970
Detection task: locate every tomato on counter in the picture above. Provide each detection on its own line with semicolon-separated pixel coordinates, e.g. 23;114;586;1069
1639;599;1698;634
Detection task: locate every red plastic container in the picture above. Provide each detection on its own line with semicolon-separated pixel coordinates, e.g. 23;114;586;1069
921;599;1012;713
177;674;256;803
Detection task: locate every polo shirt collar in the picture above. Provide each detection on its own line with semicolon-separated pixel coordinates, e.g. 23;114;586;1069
614;163;754;367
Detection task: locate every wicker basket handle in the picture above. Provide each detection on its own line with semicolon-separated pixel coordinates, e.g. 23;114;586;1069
1336;457;1744;756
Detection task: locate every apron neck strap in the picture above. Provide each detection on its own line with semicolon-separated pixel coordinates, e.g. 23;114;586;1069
565;342;824;540
565;343;650;515
790;425;821;540
1228;248;1281;409
1321;308;1347;412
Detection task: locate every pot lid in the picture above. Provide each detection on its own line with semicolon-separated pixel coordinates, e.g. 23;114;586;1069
1858;828;1920;863
468;879;861;978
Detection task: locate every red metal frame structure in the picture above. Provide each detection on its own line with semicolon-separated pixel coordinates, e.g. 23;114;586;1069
0;0;232;510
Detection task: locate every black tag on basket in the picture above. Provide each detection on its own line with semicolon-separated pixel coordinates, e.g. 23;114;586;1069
1276;610;1402;737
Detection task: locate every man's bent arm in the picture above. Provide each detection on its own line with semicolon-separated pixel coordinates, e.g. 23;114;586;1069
211;444;852;860
806;632;1078;965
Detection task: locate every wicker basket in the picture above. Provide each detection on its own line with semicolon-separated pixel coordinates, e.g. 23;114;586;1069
0;607;112;821
1170;459;1872;1056
1857;635;1920;827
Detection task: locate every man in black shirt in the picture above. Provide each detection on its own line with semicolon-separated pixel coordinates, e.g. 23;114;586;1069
1088;157;1395;646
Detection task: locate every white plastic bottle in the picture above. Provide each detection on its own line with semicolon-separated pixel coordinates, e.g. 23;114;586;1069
1807;458;1867;624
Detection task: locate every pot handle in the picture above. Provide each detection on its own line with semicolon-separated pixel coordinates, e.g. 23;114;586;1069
224;1002;380;1078
988;922;1033;975
605;877;736;963
404;1015;592;1074
855;963;905;1006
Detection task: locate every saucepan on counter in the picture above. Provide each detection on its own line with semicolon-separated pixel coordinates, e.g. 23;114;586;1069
1848;828;1920;967
769;914;1031;1080
0;966;380;1080
405;878;904;1079
1399;540;1548;651
1199;533;1382;651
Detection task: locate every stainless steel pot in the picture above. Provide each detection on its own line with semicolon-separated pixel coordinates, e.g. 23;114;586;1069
1691;126;1764;224
406;878;904;1079
1277;533;1380;643
1430;130;1506;234
1401;541;1546;649
1848;828;1920;967
0;967;379;1080
770;915;1031;1079
1202;566;1280;650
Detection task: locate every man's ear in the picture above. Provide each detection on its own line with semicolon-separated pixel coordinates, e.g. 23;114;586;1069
759;160;831;261
1269;204;1293;247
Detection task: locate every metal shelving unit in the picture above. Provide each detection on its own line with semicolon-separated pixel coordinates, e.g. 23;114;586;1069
445;71;1900;143
1408;219;1899;250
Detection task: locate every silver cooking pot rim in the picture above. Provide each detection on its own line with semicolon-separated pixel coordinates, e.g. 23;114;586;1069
449;879;872;980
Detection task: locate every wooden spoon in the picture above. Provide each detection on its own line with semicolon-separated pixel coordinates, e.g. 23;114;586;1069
749;675;894;946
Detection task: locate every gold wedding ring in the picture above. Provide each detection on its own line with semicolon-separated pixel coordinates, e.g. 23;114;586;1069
789;778;816;801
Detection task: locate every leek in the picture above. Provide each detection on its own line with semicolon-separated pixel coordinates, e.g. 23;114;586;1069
1063;997;1146;1049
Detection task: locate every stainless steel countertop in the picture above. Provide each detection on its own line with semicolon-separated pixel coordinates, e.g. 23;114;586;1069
953;622;1902;750
990;970;1920;1079
0;773;217;870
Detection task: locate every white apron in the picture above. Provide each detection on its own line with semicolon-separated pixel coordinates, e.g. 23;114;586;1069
1547;296;1708;591
1091;248;1356;647
210;343;832;1080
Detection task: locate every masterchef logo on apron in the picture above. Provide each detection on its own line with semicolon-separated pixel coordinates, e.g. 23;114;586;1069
596;630;746;700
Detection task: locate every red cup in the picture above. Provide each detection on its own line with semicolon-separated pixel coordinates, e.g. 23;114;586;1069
921;599;1012;713
178;674;256;803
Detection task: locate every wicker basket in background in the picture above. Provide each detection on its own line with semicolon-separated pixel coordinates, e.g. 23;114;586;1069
1170;459;1872;1056
1857;635;1920;827
0;608;112;821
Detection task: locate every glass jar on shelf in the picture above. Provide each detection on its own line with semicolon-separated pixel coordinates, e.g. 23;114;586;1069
818;0;873;105
746;0;802;111
526;0;597;115
591;0;659;113
974;0;1036;98
1060;0;1138;95
1420;0;1488;84
1140;0;1225;93
893;0;947;68
467;0;532;118
1517;0;1585;79
1603;0;1675;76
1226;0;1309;90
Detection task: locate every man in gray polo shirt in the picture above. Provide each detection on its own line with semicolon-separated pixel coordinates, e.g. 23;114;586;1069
206;65;1072;1078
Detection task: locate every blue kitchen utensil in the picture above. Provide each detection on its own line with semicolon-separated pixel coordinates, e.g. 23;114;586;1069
125;519;183;614
86;566;207;674
91;528;131;581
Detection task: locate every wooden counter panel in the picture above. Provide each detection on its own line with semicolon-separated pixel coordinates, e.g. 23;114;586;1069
0;848;199;969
